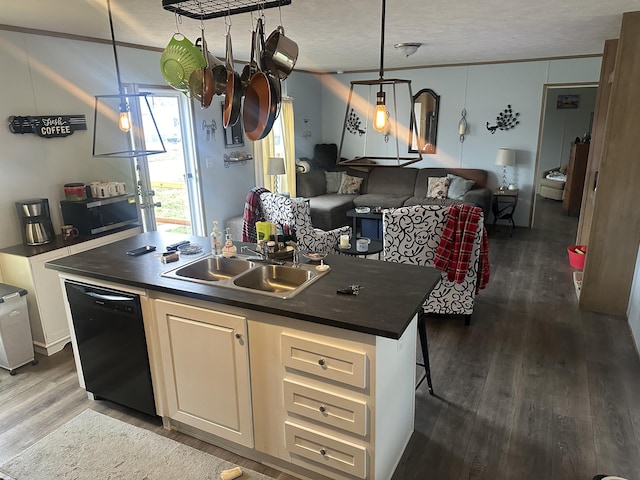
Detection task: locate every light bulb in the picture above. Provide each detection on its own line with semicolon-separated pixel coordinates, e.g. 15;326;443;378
118;111;131;132
373;90;387;133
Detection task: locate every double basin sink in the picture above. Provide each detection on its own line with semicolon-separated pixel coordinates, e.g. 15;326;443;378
161;254;328;299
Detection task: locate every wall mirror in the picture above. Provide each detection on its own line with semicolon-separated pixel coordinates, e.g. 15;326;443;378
409;88;440;154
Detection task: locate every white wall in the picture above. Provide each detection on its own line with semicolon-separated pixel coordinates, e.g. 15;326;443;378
314;57;602;227
0;31;140;248
0;27;603;249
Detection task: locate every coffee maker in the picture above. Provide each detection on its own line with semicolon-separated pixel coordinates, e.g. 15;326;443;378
16;198;54;246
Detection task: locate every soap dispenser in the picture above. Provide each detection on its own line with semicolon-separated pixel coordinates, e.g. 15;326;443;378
222;228;237;258
210;221;222;256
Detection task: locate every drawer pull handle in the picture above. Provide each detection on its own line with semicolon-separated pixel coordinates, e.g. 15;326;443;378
319;405;326;413
319;448;327;456
318;358;326;367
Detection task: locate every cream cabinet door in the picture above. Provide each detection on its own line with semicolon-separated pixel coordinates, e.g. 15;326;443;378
154;299;253;448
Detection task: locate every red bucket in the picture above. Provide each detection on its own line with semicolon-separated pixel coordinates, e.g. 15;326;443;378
567;245;587;269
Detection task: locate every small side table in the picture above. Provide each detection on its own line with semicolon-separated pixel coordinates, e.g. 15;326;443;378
336;239;383;259
492;189;518;237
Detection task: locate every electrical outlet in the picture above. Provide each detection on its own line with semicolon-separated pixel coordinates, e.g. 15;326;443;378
205;157;214;168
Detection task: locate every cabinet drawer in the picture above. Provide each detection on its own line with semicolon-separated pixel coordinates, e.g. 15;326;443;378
283;379;368;436
281;334;367;389
285;421;367;479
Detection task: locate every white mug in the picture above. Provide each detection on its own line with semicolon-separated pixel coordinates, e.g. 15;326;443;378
97;183;110;198
356;237;370;252
108;182;118;196
339;234;350;249
89;181;101;198
115;182;126;195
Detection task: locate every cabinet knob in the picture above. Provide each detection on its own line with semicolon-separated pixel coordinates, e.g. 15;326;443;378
235;333;242;339
319;448;327;456
318;358;326;367
319;405;326;413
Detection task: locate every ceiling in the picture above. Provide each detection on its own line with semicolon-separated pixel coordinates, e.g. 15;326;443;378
1;0;636;73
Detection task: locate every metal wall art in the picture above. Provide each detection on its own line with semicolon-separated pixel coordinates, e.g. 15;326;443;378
8;115;87;138
202;118;217;141
346;108;366;136
486;104;520;134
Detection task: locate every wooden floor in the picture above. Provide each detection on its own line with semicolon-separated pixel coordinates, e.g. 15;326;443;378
1;196;639;480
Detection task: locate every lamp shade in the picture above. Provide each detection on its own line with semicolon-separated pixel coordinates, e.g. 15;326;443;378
495;148;516;166
267;157;286;175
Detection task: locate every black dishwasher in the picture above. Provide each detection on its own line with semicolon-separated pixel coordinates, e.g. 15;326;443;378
64;280;156;416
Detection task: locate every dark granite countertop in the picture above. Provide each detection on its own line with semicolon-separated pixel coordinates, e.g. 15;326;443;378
45;231;440;340
0;225;142;258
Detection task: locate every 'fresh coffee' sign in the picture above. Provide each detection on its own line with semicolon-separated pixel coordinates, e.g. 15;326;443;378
8;115;87;138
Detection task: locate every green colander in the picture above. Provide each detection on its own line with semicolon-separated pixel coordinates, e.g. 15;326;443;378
160;34;206;91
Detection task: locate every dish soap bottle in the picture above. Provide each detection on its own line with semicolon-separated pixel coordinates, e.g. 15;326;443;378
210;221;222;256
222;228;237;258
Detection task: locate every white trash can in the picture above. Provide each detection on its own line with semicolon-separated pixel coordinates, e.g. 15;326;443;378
0;283;37;375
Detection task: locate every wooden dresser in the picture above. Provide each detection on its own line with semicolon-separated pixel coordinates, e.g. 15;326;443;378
563;143;590;216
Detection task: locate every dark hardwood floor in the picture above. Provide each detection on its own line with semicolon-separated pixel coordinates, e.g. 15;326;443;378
1;196;639;480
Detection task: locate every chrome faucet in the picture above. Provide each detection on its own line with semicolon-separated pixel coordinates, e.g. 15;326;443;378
240;245;264;259
291;243;300;268
240;244;284;265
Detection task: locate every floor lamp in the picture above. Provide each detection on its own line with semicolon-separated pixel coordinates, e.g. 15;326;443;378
267;157;286;195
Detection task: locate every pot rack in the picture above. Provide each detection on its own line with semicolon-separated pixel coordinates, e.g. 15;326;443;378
162;0;292;20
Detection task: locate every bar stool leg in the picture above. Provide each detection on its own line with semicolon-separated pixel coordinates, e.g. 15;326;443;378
416;311;434;395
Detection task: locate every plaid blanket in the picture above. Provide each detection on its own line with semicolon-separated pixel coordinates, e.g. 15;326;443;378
242;187;270;242
433;204;490;293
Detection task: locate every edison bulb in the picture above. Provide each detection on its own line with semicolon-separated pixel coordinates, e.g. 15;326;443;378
372;91;387;133
118;111;131;132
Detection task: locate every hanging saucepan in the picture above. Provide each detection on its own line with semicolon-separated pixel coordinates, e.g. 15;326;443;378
223;29;242;128
243;18;280;141
189;30;214;108
196;36;228;96
261;25;298;80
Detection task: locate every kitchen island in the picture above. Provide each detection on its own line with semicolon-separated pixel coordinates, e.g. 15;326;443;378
46;230;441;480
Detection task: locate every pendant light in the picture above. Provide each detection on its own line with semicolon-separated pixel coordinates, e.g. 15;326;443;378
337;0;422;167
372;0;388;133
92;0;166;158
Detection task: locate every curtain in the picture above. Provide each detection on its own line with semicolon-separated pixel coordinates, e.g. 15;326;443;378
281;98;296;198
253;96;296;197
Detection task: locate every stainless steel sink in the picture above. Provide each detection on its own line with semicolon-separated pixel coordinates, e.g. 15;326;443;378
161;255;328;299
162;256;254;283
232;264;314;294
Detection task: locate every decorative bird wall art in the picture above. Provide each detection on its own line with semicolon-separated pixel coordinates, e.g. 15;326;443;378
486;104;520;134
346;108;366;136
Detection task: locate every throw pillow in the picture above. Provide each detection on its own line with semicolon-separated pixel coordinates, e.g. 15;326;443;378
446;174;475;200
324;171;343;193
338;173;364;195
427;177;449;199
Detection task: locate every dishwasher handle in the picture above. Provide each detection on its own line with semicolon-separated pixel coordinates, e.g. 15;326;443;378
85;291;135;302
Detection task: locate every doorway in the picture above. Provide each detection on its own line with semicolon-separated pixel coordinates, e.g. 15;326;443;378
532;84;597;228
134;85;204;235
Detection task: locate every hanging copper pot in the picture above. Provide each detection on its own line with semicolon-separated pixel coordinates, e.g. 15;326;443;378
243;18;280;141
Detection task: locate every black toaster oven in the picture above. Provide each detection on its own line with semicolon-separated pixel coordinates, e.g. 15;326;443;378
61;194;140;235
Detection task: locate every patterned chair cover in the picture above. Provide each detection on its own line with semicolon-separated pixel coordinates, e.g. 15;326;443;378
383;204;484;320
260;192;351;254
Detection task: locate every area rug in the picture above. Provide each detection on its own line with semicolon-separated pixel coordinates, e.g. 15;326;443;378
0;409;272;480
